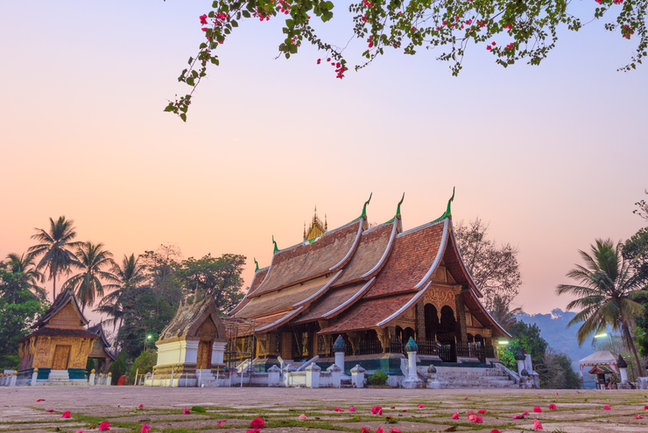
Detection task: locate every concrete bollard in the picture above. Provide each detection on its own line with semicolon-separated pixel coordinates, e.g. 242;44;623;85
350;364;366;388
333;335;346;373
170;369;175;387
402;338;422;388
10;371;17;386
327;363;342;388
31;368;39;386
106;372;112;386
0;373;5;386
305;363;321;388
89;369;96;386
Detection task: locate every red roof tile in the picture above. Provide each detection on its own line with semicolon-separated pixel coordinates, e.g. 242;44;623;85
334;221;395;286
365;220;446;299
251;219;362;297
318;293;416;334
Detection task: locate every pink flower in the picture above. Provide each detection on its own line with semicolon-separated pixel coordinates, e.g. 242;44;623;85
250;417;265;429
533;406;542;413
477;409;486;414
390;429;401;433
36;399;45;402
47;410;54;413
468;414;483;423
349;406;356;412
247;430;260;433
98;422;111;431
371;406;383;415
604;405;612;410
62;411;71;418
138;404;144;409
418;404;424;408
464;397;469;400
533;419;543;430
513;413;525;419
216;420;226;426
183;407;190;414
549;404;557;410
390;406;395;409
141;423;151;433
401;409;407;412
317;59;321;64
361;428;372;433
490;430;502;433
76;430;85;433
451;412;459;419
523;411;529;416
644;405;648;410
376;428;384;433
298;414;308;420
635;414;644;419
200;14;208;25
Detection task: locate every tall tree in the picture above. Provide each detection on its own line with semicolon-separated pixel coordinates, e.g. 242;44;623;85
557;239;646;377
489;294;523;331
455;218;521;311
0;259;48;368
96;254;146;331
176;253;246;313
63;242;117;312
166;1;648;120
3;253;44;303
29;216;82;301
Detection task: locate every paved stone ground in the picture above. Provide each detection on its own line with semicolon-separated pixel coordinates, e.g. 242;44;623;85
0;387;647;433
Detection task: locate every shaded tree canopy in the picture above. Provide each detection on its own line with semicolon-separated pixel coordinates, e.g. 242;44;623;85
165;0;648;120
454;218;521;311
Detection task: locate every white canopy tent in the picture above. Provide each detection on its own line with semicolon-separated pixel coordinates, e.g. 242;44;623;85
579;350;620;379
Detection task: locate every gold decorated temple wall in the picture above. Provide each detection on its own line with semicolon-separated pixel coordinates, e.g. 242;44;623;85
18;335;95;370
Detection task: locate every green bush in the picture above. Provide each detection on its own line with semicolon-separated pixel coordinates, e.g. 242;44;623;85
108;351;128;385
128;349;157;384
368;369;388;386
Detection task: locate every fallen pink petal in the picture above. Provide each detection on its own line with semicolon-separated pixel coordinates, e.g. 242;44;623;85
349;406;356;412
451;412;459;419
477;409;487;414
490;430;502;433
141;423;151;433
138;404;144;409
390;429;401;433
61;411;71;418
533;406;542;413
182;407;190;414
635;414;644;419
98;421;111;431
361;428;372;433
533;419;543;430
250;417;265;429
298;414;308;420
418;403;424;408
376;428;384;433
604;405;612;410
549;404;557;410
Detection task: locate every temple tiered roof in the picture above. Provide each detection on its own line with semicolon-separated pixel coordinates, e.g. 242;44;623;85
232;194;509;338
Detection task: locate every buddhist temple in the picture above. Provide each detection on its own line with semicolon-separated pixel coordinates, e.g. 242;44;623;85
17;288;97;384
229;192;510;373
149;297;228;386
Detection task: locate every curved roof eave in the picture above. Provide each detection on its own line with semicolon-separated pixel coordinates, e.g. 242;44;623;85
376;218;450;327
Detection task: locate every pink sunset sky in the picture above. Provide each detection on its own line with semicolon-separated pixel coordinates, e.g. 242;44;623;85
1;1;646;315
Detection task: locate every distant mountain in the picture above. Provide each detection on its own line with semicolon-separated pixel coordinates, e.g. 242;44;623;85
516;309;599;388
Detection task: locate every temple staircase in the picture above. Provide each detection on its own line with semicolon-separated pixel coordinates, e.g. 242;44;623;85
430;365;518;388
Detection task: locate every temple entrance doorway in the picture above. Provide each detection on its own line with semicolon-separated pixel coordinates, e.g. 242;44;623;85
52;345;71;370
196;340;212;369
424;303;439;341
438;306;457;362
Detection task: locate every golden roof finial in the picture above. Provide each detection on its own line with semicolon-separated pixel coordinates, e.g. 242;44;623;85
304;206;326;242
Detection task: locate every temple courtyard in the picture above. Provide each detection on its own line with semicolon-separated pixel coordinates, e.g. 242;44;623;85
0;387;647;433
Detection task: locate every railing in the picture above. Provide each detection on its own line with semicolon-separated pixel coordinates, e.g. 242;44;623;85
417;341;441;356
455;343;495;363
355;339;383;355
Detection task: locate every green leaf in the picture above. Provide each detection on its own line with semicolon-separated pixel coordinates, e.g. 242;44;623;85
180;113;187;122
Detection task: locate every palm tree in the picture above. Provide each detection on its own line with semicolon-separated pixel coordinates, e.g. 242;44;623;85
1;252;46;303
96;254;145;331
29;216;82;300
557;239;647;377
63;242;117;312
489;295;523;331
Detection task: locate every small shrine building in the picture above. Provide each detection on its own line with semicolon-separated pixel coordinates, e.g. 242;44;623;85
150;297;227;386
18;289;97;384
229;193;509;372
